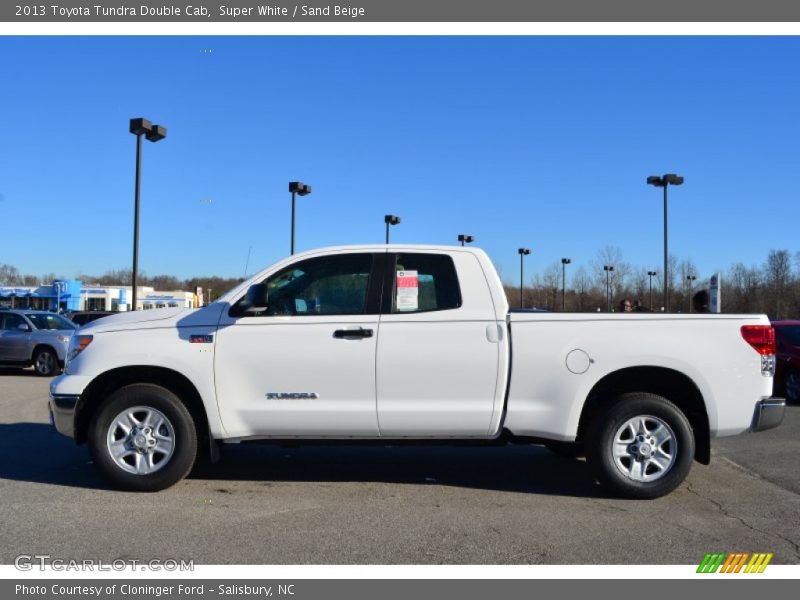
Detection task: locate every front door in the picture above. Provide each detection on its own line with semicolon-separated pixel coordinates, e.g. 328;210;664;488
214;252;383;438
0;313;30;361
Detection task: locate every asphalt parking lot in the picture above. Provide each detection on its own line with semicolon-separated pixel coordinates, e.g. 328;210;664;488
1;368;798;565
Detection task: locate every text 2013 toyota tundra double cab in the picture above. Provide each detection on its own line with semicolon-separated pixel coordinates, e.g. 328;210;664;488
49;245;785;498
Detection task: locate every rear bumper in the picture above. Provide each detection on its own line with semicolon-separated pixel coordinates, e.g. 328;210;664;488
49;393;79;439
751;397;786;432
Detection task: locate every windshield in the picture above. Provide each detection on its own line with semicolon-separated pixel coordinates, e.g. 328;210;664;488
25;313;77;330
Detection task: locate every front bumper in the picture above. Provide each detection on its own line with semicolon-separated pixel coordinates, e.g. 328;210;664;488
49;393;79;438
751;397;786;432
49;374;93;439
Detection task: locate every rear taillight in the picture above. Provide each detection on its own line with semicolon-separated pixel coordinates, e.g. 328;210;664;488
741;325;777;377
740;325;776;356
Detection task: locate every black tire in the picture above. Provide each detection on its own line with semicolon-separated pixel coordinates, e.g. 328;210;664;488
32;346;59;377
543;440;585;459
88;384;197;492
587;392;694;499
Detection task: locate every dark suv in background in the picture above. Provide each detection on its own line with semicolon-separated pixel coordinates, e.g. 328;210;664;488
68;311;114;326
772;320;800;404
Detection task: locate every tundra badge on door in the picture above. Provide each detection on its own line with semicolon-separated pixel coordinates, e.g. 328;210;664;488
265;392;320;400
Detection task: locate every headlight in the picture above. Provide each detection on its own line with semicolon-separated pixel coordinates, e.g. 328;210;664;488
66;335;93;365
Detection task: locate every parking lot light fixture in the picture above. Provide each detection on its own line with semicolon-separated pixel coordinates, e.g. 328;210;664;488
647;173;684;312
458;234;475;247
129;117;167;312
518;248;531;308
288;181;312;255
561;258;571;312
384;215;401;244
647;270;657;311
604;265;614;312
687;274;697;312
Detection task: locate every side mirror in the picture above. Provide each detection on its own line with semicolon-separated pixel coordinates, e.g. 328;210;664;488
18;323;31;332
244;283;269;312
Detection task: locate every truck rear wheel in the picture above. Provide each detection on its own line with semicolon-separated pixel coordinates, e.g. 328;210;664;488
88;384;197;491
587;392;694;499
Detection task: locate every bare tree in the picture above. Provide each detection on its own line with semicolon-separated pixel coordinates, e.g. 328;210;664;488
573;265;592;312
0;264;22;285
542;262;561;311
764;249;792;319
148;275;183;291
727;262;762;313
93;269;134;286
632;267;648;306
592;246;630;308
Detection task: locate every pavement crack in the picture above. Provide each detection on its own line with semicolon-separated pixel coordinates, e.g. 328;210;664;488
686;484;800;559
590;499;628;513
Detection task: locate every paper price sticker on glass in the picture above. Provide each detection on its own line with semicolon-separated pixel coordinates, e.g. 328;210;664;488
396;270;419;311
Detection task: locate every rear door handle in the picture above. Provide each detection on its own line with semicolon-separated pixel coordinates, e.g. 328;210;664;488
333;327;373;339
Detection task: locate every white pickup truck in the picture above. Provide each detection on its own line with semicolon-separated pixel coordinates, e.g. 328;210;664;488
50;245;785;498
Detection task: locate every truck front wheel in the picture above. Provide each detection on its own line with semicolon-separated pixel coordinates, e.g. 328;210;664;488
587;392;694;499
88;384;198;491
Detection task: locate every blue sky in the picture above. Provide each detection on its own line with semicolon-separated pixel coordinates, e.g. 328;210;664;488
1;36;798;283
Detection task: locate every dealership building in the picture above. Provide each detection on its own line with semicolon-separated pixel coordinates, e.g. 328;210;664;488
0;280;198;312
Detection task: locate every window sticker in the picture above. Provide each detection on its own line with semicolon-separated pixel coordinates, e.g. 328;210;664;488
396;270;419;311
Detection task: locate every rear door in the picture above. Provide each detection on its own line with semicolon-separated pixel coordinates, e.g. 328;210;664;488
375;251;503;436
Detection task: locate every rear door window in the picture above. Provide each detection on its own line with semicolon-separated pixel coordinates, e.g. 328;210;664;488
387;253;462;314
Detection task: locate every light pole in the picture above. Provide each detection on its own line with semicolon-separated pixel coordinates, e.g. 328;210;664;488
561;258;571;312
457;234;474;247
384;215;401;243
288;181;312;255
129;117;167;312
686;274;697;312
604;265;614;312
55;281;67;313
518;248;531;308
647;173;684;312
207;288;213;304
647;270;657;311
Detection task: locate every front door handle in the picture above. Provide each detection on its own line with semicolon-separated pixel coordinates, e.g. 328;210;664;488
333;327;373;339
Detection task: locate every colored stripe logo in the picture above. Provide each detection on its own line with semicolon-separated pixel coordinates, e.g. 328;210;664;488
697;552;773;573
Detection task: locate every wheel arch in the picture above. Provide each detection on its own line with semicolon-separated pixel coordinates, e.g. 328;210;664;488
74;366;210;451
576;366;710;464
31;343;59;364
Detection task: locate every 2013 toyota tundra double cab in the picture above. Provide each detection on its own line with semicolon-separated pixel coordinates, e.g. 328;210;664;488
49;245;786;498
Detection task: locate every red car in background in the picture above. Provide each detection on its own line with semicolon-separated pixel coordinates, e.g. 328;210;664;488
772;320;800;404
